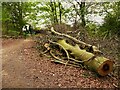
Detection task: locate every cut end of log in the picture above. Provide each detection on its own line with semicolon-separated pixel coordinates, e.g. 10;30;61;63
97;60;113;76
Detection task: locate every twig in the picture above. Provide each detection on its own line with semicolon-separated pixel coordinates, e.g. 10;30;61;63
49;46;86;69
49;40;70;66
50;27;89;46
50;50;81;68
50;50;62;61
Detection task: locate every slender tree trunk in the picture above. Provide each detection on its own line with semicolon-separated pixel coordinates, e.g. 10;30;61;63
58;2;62;24
5;21;9;34
18;2;23;35
71;2;80;30
80;2;86;27
77;2;86;27
54;2;58;23
50;2;55;23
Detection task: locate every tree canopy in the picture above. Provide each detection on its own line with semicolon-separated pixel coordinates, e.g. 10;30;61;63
1;1;120;37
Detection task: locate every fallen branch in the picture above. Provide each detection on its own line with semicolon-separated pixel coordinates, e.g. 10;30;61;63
49;40;70;61
50;50;82;68
50;27;102;54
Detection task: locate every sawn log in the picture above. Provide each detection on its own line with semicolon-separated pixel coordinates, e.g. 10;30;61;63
57;39;113;76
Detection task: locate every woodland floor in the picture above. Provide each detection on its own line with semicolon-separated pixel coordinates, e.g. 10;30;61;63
2;36;119;88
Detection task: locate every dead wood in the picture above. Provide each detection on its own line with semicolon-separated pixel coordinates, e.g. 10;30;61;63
50;27;102;55
36;27;114;76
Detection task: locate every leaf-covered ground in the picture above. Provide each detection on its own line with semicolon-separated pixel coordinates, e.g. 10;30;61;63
2;37;118;88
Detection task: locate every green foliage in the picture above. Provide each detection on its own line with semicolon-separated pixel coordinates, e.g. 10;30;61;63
39;6;51;12
2;2;37;36
37;2;72;25
86;2;120;38
6;30;20;37
99;2;120;37
2;2;23;35
2;1;120;38
86;23;98;36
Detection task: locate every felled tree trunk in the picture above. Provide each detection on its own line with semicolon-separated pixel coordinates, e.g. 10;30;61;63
50;27;102;54
58;39;113;76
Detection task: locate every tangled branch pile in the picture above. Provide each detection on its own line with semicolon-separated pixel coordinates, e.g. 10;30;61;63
35;27;114;76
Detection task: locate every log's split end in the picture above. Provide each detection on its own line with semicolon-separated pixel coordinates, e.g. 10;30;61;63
97;59;113;76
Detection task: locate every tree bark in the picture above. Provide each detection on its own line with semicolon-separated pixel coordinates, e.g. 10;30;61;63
50;2;55;23
54;2;58;23
77;2;86;27
58;2;62;24
18;2;23;35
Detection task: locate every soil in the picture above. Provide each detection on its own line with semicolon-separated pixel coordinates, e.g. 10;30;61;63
2;37;118;88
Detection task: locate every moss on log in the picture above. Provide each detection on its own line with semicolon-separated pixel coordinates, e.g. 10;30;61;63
58;39;113;76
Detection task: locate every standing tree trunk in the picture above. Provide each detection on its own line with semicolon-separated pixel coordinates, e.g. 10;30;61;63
18;2;23;35
50;2;55;23
77;2;86;27
58;2;62;24
70;2;80;29
54;2;58;23
80;2;86;27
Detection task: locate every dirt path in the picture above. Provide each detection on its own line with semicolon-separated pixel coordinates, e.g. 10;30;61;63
2;38;37;88
2;38;118;88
